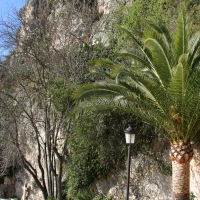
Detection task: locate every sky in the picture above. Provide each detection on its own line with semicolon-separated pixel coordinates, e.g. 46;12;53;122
0;0;26;16
0;0;26;59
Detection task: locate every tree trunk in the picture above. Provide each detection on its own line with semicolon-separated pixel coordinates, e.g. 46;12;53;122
172;161;190;200
170;140;193;200
57;158;63;200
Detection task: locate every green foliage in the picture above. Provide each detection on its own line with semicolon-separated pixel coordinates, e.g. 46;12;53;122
121;0;176;30
157;159;172;175
114;0;176;50
186;0;200;35
66;109;156;199
69;189;94;200
48;78;74;113
114;0;200;51
66;111;127;199
62;42;116;85
189;192;196;200
88;42;116;62
73;6;200;143
47;197;57;200
92;194;113;200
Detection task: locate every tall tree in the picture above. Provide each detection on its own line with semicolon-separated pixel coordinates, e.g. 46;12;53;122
73;5;200;200
0;63;75;200
0;0;97;199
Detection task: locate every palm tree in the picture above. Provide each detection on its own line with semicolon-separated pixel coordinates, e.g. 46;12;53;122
72;6;200;200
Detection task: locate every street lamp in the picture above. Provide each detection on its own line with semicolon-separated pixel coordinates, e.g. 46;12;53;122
124;124;136;200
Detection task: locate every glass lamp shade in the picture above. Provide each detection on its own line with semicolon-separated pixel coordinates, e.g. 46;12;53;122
125;133;135;144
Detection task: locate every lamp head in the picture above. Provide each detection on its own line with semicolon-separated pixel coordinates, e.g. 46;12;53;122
124;124;135;144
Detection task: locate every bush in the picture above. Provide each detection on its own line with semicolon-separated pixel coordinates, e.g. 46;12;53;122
93;194;113;200
66;110;130;198
47;197;57;200
66;109;155;199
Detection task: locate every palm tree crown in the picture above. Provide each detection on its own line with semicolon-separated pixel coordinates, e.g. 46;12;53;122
73;7;200;144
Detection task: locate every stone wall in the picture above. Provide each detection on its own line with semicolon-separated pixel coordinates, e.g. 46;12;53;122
92;146;200;199
93;154;173;200
92;136;173;200
191;148;200;199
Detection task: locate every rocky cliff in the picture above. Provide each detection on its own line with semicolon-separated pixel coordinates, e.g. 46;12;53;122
6;0;200;199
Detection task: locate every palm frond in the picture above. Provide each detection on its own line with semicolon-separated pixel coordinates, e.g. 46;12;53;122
144;29;174;66
186;110;200;141
144;38;172;87
174;5;188;58
115;25;143;46
117;51;151;68
117;49;162;82
169;54;188;100
72;6;200;143
73;95;170;129
188;32;200;73
190;55;200;74
89;59;116;68
150;21;172;44
87;70;111;79
72;82;127;101
114;71;171;120
144;29;168;53
189;31;200;53
110;64;128;79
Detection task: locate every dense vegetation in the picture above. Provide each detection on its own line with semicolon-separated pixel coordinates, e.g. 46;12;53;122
74;4;200;199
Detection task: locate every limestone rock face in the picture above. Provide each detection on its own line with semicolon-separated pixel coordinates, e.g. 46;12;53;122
14;1;125;199
92;148;200;199
93;153;173;200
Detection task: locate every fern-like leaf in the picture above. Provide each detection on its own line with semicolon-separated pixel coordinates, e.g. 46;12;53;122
174;5;188;58
144;38;172;87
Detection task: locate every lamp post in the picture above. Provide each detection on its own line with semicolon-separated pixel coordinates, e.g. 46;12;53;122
124;124;135;200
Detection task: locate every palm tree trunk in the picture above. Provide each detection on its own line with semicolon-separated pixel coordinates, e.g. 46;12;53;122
172;161;190;200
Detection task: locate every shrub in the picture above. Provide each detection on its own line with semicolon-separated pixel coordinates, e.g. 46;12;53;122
66;110;155;199
66;111;128;198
